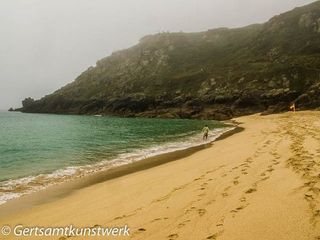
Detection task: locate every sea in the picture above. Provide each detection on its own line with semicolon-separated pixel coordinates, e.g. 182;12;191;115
0;111;233;205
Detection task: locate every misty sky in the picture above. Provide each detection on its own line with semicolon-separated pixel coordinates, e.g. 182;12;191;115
0;0;316;109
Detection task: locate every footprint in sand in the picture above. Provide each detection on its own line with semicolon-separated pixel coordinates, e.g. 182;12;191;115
272;160;280;165
233;180;239;185
309;187;320;194
206;199;215;205
178;219;191;228
261;176;270;181
236;206;245;211
267;167;274;172
177;223;185;228
151;218;162;222
230;205;245;214
185;209;192;214
185;206;196;214
304;181;316;187
206;234;218;239
305;193;314;200
198;209;206;216
216;217;225;227
270;151;278;156
274;154;281;159
240;163;249;167
114;215;126;220
313;209;320;218
222;192;228;197
167;233;179;239
245;188;257;194
265;140;272;145
216;222;223;227
240;197;246;202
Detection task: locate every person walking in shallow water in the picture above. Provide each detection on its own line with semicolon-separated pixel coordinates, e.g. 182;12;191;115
202;125;209;140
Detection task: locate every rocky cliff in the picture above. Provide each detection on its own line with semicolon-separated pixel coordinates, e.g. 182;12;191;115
18;1;320;120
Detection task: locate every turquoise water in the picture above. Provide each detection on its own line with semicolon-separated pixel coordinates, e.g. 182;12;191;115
0;111;228;204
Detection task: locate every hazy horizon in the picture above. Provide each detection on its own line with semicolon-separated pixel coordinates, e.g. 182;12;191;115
0;0;316;110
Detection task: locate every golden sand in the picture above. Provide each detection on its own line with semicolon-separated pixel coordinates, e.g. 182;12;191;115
0;111;319;240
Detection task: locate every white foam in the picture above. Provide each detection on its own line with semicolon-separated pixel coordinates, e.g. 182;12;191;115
0;192;22;205
0;126;235;205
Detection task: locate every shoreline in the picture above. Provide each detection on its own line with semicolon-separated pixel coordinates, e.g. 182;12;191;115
0;111;319;239
0;125;240;218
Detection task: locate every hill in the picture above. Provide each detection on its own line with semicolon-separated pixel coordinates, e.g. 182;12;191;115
17;1;320;120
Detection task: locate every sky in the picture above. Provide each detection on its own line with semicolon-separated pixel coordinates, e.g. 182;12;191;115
0;0;316;109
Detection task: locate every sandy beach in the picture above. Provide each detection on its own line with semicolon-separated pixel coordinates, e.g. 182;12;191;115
0;111;320;240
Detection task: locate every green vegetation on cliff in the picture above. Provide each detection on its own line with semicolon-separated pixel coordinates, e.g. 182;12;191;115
19;1;320;119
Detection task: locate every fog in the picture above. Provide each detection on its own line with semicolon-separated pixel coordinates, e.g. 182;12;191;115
0;0;316;109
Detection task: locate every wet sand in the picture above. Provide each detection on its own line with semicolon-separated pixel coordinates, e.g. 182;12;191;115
0;111;319;240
